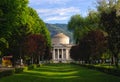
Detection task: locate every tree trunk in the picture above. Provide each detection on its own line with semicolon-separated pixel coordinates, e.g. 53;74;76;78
31;56;33;64
114;55;119;68
38;55;40;64
111;55;115;65
12;56;15;67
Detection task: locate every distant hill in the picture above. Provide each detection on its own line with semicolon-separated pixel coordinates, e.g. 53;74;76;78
45;23;74;43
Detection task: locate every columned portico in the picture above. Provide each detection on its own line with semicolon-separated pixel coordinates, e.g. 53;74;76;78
53;48;67;62
52;33;73;63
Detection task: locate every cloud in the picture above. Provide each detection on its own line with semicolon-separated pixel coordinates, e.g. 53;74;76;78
29;0;95;23
37;7;80;16
44;0;69;5
36;7;80;22
29;0;70;5
45;16;69;21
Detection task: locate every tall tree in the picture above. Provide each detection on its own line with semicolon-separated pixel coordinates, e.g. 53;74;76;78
70;45;80;61
97;0;120;68
27;7;51;60
27;7;51;47
0;0;51;66
79;30;107;63
68;12;99;44
0;38;8;56
24;34;46;64
0;0;31;66
68;15;88;43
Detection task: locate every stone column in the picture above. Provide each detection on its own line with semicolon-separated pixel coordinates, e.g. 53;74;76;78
58;49;59;60
62;49;63;60
53;49;55;60
66;49;68;60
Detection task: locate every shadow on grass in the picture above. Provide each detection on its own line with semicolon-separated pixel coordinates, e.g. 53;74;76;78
0;64;120;82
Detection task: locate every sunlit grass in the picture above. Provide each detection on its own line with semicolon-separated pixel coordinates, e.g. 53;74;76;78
93;64;120;69
0;63;120;82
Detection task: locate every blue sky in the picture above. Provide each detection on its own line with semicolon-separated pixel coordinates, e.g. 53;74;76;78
29;0;96;24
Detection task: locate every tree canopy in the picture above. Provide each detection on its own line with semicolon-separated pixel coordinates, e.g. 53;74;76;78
0;0;51;65
97;0;120;68
68;0;120;68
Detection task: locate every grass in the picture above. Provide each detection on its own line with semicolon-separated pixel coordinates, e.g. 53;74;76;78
0;63;120;82
93;64;120;69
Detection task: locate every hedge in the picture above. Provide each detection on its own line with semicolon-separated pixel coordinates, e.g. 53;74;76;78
79;64;120;77
0;64;42;78
28;64;42;70
15;67;24;73
28;64;36;70
0;70;14;78
0;67;24;78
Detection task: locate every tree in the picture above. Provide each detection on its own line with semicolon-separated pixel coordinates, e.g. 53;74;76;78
68;15;86;43
79;37;91;63
68;13;99;44
0;38;8;56
27;7;51;61
97;0;120;68
70;45;80;61
24;34;46;64
86;10;100;28
79;30;107;64
0;0;29;38
0;0;31;66
0;0;51;66
27;7;51;47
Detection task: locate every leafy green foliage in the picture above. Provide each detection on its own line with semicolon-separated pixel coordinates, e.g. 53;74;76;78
68;15;86;43
28;64;37;70
0;0;51;65
0;38;8;55
0;70;14;78
70;30;107;63
97;0;120;68
68;13;99;43
80;64;120;77
70;45;80;60
15;68;24;73
24;34;47;64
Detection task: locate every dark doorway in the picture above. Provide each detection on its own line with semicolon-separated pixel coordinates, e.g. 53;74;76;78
59;54;62;58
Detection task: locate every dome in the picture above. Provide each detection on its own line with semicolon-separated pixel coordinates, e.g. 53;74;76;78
54;33;69;38
52;33;69;45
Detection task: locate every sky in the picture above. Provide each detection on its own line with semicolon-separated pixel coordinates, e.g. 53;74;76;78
29;0;96;24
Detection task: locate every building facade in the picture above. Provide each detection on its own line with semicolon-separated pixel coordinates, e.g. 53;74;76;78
52;33;72;63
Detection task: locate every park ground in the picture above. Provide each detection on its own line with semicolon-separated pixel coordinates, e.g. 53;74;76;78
0;64;120;82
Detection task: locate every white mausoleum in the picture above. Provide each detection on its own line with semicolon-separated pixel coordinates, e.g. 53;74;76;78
52;33;72;63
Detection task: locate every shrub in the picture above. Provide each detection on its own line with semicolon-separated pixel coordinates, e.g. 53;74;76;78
15;67;24;73
0;67;24;78
36;64;40;67
79;64;120;77
23;66;28;71
28;64;36;70
0;69;14;78
36;64;42;67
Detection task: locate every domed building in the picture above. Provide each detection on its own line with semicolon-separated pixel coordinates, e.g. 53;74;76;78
52;33;72;63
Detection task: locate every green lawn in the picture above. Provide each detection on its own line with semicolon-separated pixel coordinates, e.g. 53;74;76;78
0;64;120;82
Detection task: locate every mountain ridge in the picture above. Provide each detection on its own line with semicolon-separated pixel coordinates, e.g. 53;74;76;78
45;23;73;43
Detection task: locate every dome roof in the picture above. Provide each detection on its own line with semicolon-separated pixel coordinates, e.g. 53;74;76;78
52;33;69;44
53;33;69;38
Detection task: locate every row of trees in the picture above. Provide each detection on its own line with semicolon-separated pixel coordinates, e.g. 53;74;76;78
68;0;120;68
70;30;107;64
0;0;51;66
